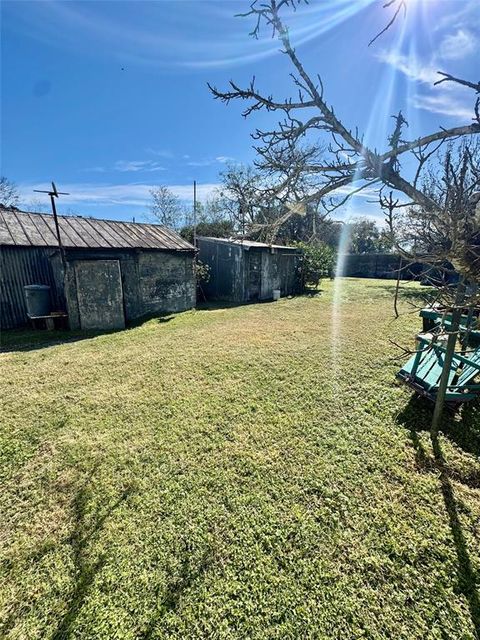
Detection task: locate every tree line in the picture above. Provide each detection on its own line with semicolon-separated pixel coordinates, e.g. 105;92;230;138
147;168;393;256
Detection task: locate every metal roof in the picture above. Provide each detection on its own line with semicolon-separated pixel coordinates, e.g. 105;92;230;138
197;236;298;251
0;207;195;251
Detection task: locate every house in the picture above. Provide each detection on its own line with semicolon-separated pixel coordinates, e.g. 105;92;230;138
197;236;301;303
0;206;196;330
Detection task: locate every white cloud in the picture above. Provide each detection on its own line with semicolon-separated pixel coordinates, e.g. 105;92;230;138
186;156;236;167
375;50;438;85
411;94;475;120
113;160;166;173
439;28;477;60
145;148;173;158
186;159;215;167
335;183;380;199
18;182;220;210
376;44;476;122
84;160;166;173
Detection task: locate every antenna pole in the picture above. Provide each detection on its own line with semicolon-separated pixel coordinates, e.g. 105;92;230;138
49;193;66;267
33;181;69;271
193;180;197;248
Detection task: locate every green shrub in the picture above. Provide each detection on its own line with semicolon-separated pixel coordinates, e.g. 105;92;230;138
193;259;211;284
295;241;336;289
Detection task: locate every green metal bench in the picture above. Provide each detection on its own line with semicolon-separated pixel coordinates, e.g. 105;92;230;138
397;339;480;404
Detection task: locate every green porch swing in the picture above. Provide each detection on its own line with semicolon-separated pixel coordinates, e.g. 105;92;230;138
397;307;480;405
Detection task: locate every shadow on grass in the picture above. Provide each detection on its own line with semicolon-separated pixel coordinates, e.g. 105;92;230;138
139;547;213;640
196;289;321;312
196;296;298;312
0;328;110;353
397;397;480;637
0;312;177;353
375;283;436;304
397;395;480;458
50;471;134;640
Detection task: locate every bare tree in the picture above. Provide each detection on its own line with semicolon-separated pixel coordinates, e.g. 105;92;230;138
149;185;185;228
218;162;327;242
0;176;19;207
386;141;480;278
208;0;480;426
218;164;278;237
208;0;479;247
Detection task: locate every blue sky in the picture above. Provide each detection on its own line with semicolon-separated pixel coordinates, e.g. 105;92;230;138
1;0;478;222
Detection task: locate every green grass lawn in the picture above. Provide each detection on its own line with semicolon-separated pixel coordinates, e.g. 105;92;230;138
1;278;479;639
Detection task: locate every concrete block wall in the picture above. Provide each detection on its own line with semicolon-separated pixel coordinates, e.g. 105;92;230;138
138;252;195;315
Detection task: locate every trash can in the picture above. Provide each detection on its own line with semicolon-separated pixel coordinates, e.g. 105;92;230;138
24;284;51;317
272;289;281;301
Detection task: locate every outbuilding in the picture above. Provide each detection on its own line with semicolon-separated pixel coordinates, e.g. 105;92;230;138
197;236;300;303
0;206;196;330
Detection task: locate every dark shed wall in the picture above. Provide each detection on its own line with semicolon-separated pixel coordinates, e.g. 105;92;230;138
198;238;300;303
64;248;196;329
341;253;400;279
1;246;64;329
198;239;245;302
340;254;425;279
2;246;195;330
260;250;299;299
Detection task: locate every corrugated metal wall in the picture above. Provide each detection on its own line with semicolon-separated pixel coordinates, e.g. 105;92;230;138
1;246;63;329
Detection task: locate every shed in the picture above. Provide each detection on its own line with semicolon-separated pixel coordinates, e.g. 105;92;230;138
197;236;301;303
0;206;196;330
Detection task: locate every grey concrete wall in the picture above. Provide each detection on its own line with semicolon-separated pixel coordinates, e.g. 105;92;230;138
138;251;195;315
2;246;195;330
62;249;195;330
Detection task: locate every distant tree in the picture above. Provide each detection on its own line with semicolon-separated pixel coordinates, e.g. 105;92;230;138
218;163;327;243
315;219;343;249
202;195;229;223
218;164;271;235
149;185;185;228
180;219;235;245
24;197;49;213
348;218;392;254
0;176;19;207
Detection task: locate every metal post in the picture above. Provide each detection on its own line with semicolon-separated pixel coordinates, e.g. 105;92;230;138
33;182;70;314
193;180;197;248
49;193;66;269
393;256;402;318
431;280;466;433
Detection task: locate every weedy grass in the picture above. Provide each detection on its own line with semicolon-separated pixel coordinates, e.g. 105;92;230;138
1;278;479;639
